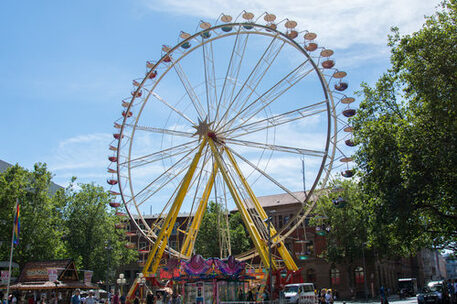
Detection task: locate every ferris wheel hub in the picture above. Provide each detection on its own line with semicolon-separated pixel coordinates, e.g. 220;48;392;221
192;117;223;143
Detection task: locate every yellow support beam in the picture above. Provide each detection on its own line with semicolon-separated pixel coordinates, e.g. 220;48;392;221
224;147;298;271
208;139;274;270
180;162;218;257
127;139;207;301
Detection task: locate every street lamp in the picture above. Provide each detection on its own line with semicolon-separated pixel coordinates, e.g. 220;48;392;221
117;273;127;297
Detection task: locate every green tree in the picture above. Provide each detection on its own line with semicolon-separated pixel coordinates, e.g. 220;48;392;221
58;181;137;282
353;0;457;251
194;201;251;258
310;180;370;288
0;163;67;266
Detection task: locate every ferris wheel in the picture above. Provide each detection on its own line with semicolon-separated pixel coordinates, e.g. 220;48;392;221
107;11;356;277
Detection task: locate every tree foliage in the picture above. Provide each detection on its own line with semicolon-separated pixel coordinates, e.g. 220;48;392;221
57;181;137;282
0;164;136;282
353;0;457;251
0;164;66;266
195;201;251;258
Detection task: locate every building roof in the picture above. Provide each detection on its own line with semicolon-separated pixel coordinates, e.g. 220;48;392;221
231;191;316;211
0;159;63;195
17;259;78;283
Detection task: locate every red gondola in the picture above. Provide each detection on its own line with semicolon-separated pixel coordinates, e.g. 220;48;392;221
131;91;142;97
335;82;348;91
287;30;298;39
341;170;354;178
108;156;117;162
345;139;356;147
109;190;120;195
109;146;117;152
113;133;123;140
322;60;335;69
305;43;317;52
122;111;133;118
107;168;116;173
116;212;127;217
146;61;155;69
109;202;121;208
342;109;356;117
163;56;171;63
125;242;136;249
107;179;118;185
148;70;158;79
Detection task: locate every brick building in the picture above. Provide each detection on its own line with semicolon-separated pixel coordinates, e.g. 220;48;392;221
118;191;439;299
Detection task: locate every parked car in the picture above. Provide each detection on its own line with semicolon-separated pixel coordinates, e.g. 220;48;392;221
417;281;449;304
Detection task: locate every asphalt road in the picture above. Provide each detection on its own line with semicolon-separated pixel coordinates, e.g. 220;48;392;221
334;296;417;304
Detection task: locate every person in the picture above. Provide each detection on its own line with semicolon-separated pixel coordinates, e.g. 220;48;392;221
237;288;244;301
246;290;254;302
119;294;126;304
72;290;81;304
112;292;119;304
146;292;154;304
324;290;332;304
85;291;97;304
28;295;34;304
380;286;388;304
156;294;163;304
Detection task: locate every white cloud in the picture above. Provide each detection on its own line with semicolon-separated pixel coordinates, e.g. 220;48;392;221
141;0;439;63
48;133;113;185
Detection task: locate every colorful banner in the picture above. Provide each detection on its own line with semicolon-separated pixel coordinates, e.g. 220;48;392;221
13;202;20;246
47;268;58;282
1;270;9;284
84;270;93;284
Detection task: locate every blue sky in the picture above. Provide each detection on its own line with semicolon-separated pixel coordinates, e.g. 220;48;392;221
1;0;440;192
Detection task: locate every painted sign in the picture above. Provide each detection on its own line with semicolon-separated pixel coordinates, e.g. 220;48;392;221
47;268;58;282
1;270;9;284
84;270;93;284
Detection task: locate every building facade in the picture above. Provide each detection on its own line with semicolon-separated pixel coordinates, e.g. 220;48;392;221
117;191;443;299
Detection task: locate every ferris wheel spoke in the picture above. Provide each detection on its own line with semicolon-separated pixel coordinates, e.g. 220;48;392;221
202;39;217;121
121;140;198;169
221;100;327;138
172;60;206;120
127;145;200;206
226;146;304;203
225;138;326;157
216;34;285;129
125;124;195;138
220;60;314;132
214;27;249;123
151;91;195;125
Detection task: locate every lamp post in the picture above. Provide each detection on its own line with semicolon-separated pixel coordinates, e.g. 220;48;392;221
117;273;126;297
362;243;369;301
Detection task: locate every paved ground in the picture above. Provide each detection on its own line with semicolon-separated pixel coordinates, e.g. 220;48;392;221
334;296;417;304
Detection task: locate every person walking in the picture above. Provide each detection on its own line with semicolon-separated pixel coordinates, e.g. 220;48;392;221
72;290;81;304
85;291;97;304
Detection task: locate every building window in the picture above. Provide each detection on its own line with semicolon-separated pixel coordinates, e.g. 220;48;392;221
330;266;340;285
355;266;365;284
306;268;316;282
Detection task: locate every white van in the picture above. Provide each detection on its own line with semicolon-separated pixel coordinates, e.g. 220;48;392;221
283;283;317;304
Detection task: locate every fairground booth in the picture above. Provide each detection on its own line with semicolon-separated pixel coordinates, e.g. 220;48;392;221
6;259;97;303
155;255;256;304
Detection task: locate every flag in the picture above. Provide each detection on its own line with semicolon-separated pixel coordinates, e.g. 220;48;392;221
13;202;20;246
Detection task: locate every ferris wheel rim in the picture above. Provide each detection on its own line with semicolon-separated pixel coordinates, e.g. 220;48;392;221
113;20;340;259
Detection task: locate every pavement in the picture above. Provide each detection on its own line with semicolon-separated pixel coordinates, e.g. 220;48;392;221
334;296;417;304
